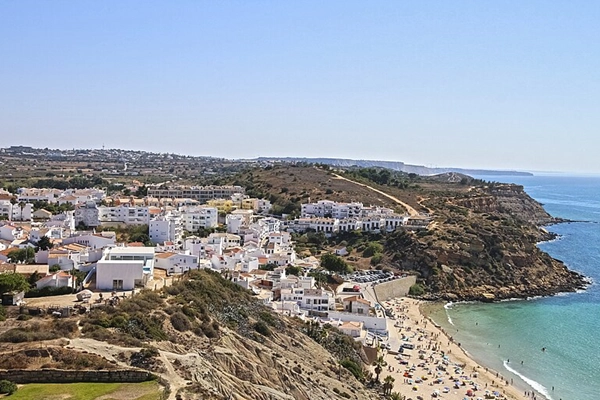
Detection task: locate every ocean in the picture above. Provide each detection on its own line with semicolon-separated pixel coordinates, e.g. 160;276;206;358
428;175;600;400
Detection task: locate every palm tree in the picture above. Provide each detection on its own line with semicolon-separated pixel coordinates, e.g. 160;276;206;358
383;375;395;395
372;355;387;382
18;201;26;221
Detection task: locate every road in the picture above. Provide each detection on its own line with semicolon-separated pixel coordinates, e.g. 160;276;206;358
331;173;420;216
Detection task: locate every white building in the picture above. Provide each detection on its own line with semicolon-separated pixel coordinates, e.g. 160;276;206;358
96;246;155;291
10;203;33;221
280;287;335;312
62;232;116;249
17;188;62;203
35;271;76;290
207;233;241;249
0;200;12;220
181;206;218;232
225;214;245;234
0;224;25;241
309;218;339;234
154;252;199;275
147;185;245;201
74;201;100;227
149;213;182;244
301;200;363;219
98;205;150;225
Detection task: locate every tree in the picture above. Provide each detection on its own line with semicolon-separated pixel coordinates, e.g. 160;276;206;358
259;263;278;271
383;375;395;395
7;247;35;264
17;201;26;221
285;265;302;276
135;185;148;197
362;242;383;257
28;270;42;287
372;355;387;382
320;253;350;274
36;236;54;251
0;273;30;294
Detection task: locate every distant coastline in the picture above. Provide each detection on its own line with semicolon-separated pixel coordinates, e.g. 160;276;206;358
251;156;534;177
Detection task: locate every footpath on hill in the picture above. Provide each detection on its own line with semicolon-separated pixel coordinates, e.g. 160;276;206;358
331;173;420;216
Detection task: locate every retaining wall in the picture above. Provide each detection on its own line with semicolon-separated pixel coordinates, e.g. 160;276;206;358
373;276;417;301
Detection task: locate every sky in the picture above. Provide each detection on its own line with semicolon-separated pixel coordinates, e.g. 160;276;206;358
1;1;599;173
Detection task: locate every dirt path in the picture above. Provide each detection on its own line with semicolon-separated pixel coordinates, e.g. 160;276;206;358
331;173;420;216
68;338;194;400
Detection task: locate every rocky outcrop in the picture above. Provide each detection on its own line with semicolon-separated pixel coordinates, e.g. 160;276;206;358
384;183;588;301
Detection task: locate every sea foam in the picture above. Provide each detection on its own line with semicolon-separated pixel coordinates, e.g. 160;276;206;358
444;302;454;325
503;361;552;400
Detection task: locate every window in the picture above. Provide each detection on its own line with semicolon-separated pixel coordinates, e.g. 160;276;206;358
112;280;124;290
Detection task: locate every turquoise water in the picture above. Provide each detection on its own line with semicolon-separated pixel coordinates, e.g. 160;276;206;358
429;175;600;400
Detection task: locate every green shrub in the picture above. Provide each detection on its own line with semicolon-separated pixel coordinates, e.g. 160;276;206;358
254;321;271;337
362;242;383;258
0;323;61;343
170;312;191;332
408;283;425;296
370;254;383;266
340;358;363;380
25;286;75;298
0;380;17;395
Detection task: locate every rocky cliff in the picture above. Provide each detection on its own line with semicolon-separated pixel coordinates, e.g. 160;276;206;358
384;183;587;301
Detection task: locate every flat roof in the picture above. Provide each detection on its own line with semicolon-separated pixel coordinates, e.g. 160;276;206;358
108;246;155;255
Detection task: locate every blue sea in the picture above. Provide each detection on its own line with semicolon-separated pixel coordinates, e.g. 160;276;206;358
428;175;600;400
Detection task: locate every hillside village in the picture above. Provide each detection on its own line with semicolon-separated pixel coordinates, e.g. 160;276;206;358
0;182;430;345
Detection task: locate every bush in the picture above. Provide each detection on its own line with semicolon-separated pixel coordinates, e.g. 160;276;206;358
370;254;383;266
25;286;75;298
362;242;383;258
170;312;191;332
254;321;271;337
340;358;363;380
0;324;61;343
0;380;17;395
408;283;425;296
0;305;6;322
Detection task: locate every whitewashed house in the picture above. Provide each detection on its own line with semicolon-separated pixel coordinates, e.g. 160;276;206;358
96;246;155;291
35;271;75;290
154;252;199;275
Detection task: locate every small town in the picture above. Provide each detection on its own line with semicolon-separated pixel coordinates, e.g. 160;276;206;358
0;150;568;400
0;182;428;344
1;1;595;398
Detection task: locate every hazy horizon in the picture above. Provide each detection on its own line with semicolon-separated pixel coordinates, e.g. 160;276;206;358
2;2;599;174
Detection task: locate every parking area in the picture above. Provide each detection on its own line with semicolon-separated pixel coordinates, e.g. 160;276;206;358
346;270;400;285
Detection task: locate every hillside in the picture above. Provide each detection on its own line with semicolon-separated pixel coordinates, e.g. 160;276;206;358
0;270;378;400
233;165;586;301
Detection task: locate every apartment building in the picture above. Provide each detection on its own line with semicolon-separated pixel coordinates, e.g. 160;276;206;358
147;185;244;201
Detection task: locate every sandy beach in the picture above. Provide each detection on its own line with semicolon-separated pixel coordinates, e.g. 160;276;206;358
374;298;531;400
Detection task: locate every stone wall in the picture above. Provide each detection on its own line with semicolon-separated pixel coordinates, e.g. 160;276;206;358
373;275;417;301
0;369;155;384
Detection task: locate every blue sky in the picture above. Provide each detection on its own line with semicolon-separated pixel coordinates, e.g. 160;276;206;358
1;1;599;173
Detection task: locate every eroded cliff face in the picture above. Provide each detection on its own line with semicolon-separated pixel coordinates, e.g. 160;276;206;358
385;184;587;301
452;184;556;225
173;329;376;400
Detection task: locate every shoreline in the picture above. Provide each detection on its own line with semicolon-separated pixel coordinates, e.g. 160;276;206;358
376;297;528;400
420;301;533;397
